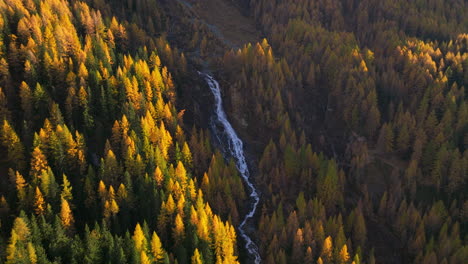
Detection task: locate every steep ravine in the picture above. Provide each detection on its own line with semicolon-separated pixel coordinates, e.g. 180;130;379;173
171;2;263;262
200;73;261;264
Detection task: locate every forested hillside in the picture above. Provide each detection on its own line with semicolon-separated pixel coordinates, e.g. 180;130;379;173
0;0;241;263
217;0;468;263
0;0;467;264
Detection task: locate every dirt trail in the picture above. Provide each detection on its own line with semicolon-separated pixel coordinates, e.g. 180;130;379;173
188;0;261;48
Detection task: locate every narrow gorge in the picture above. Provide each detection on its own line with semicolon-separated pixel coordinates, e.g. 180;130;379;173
201;73;261;264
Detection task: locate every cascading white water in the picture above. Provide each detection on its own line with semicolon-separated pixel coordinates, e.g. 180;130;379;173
200;73;261;264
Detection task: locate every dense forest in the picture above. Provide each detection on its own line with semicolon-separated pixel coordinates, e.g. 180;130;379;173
0;0;467;264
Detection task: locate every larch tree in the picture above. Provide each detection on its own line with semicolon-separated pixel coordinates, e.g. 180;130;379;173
7;232;18;260
338;245;350;264
133;223;147;252
40;168;58;200
140;251;151;264
60;198;74;230
19;82;33;120
175;161;187;190
151;231;165;262
61;174;73;201
1;120;25;170
304;247;314;264
173;213;185;245
6;217;31;264
181;142;193;168
30;147;48;181
27;242;37;264
0;88;11;123
321;236;333;264
353;207;367;249
34;187;46;216
191;248;203;264
292;228;304;263
154;166;164;187
15;171;27;208
317;161;341;212
317;257;324;264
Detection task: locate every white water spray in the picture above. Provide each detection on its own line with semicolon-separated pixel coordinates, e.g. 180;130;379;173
200;73;261;264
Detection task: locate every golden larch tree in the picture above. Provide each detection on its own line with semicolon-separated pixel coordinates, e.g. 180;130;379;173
30;147;48;179
191;248;203;264
151;231;165;262
140;251;151;264
321;236;333;263
338;245;350;264
61;174;73;201
133;223;147;251
173;213;185;244
15;171;27;206
34;187;46;216
1;120;25;170
60;198;74;229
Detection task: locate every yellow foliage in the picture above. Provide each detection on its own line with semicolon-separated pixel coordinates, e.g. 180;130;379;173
34;187;45;216
173;213;185;244
151;232;165;261
321;236;333;262
30;147;48;178
60;198;74;229
338;245;350;264
133;223;147;251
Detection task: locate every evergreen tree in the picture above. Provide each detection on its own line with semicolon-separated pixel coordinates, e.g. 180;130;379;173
60;198;74;231
34;187;46;216
1;120;25;170
61;174;73;201
151;231;165;262
133;223;147;252
191;248;203;264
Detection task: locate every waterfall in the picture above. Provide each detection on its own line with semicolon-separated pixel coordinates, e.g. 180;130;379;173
201;73;261;264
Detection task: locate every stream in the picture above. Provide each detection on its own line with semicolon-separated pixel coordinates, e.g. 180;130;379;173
200;73;261;264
